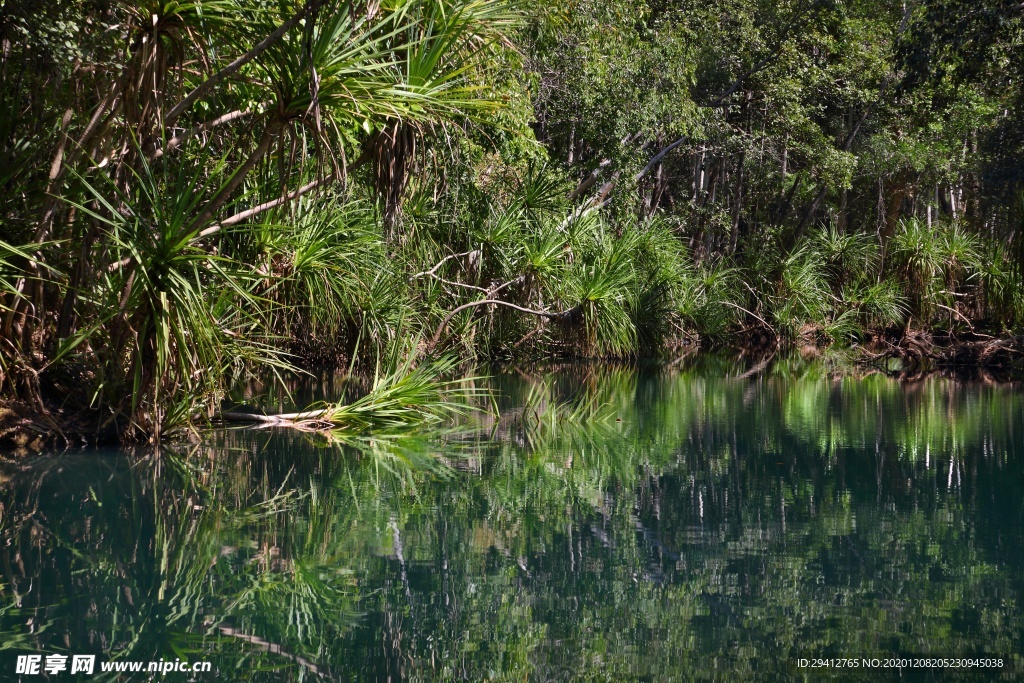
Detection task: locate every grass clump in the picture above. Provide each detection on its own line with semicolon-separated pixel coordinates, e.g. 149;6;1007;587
225;356;481;434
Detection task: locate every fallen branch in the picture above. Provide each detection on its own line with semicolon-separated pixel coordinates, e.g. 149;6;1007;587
219;408;334;424
856;332;1023;371
220;358;475;432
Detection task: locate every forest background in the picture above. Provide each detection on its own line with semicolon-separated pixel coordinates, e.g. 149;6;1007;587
1;0;1022;441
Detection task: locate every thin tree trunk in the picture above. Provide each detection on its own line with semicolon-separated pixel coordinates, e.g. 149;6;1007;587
838;186;848;231
730;150;746;254
190;120;281;230
794;105;873;241
967;129;980;224
775;173;802;227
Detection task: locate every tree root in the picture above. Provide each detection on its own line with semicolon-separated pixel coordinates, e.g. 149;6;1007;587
858;331;1024;375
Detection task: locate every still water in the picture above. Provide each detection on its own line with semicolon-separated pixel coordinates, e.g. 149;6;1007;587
2;358;1023;681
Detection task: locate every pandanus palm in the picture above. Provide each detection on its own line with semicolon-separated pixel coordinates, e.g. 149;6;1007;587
17;0;520;438
209;0;521;230
62;154;289;440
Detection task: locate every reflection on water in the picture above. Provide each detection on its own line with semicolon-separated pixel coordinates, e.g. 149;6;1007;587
2;358;1024;681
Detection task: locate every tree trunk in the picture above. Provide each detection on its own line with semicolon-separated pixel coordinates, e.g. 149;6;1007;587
730;150;746;254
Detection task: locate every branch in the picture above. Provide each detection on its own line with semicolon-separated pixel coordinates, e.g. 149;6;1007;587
220;408;334;423
568;159;611;200
191;121;281;231
154;109;255;159
567;134;643;199
418;273;525;297
429;276;490;294
411;251;476;278
635;137;688;182
720;301;776;335
490;275;525;296
164;0;326;126
220;172;338;228
432;299;579;347
934;302;974;329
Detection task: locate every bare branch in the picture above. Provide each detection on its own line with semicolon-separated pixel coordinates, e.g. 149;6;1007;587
489;275;525;296
568;159;611;200
430;276;490;294
411;251;477;279
154;109;256;159
220;172;338;227
432;299;579;347
635;137;690;182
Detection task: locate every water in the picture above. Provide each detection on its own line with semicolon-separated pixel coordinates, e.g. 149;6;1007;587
2;358;1023;681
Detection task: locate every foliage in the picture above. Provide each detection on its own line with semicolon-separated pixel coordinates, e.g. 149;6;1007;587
297;355;479;432
2;0;1024;442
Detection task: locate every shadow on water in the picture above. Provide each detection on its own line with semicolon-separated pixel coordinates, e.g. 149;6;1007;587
2;356;1024;681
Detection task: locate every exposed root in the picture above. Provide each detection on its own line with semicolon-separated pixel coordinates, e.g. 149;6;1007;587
858;331;1024;375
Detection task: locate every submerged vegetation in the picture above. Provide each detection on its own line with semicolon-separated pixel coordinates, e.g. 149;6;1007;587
1;0;1023;441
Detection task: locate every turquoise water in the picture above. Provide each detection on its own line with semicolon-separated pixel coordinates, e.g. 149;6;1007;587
2;360;1023;681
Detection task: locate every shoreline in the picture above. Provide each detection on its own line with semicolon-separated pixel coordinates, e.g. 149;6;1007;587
3;332;1022;453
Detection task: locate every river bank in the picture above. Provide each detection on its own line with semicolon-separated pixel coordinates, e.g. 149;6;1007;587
4;0;1024;448
3;332;1022;454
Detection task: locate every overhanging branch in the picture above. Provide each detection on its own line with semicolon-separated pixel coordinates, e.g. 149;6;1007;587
432;299;580;347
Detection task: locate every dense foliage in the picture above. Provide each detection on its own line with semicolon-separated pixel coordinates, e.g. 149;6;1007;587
1;0;1022;439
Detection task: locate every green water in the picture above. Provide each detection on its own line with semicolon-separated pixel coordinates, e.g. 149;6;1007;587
2;359;1024;681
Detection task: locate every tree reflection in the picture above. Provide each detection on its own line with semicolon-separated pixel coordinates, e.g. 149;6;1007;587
2;359;1023;680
